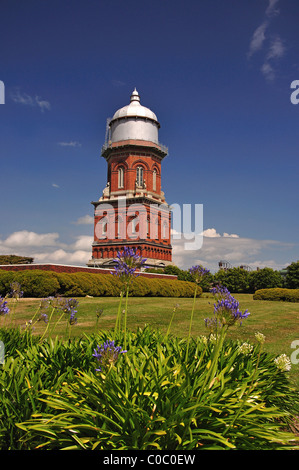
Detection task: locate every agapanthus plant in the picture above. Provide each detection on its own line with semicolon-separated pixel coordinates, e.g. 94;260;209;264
111;247;147;347
210;284;231;299
93;340;127;372
9;281;23;300
213;295;250;327
111;246;147;286
189;265;210;283
0;296;9;316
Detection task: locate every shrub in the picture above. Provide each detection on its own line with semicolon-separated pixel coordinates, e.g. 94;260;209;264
253;288;299;302
0;270;60;298
0;270;15;296
0;269;201;298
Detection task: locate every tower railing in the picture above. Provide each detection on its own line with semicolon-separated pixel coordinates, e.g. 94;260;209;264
101;140;168;155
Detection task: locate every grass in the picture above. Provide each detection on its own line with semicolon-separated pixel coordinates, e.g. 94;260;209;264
3;293;299;388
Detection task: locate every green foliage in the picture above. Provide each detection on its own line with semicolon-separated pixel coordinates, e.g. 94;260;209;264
214;267;283;293
253;288;299;302
285;261;299;289
0;327;295;450
214;267;251;293
0;269;200;298
0;270;60;298
164;265;213;291
249;268;283;291
0;255;34;265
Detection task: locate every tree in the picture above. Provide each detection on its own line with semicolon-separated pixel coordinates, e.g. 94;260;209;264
285;261;299;289
214;267;250;293
249;268;282;292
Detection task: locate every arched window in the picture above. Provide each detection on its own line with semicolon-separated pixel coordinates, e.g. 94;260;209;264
153;169;157;191
102;221;107;236
132;217;138;234
118;167;124;188
136;166;143;187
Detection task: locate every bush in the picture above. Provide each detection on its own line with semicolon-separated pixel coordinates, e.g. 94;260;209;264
0;269;201;298
253;288;299;302
0;270;60;298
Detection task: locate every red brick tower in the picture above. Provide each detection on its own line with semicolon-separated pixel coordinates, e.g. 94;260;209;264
88;89;172;268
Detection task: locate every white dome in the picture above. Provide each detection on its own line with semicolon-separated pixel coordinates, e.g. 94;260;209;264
109;89;160;144
111;89;159;123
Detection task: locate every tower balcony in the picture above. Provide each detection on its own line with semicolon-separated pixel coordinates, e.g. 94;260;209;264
101;139;168;159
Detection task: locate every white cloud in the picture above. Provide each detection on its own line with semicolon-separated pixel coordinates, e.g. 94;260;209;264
261;61;275;81
52;183;59;188
0;231;91;267
74;215;94;225
267;36;285;60
34;249;90;265
10;88;51;112
247;1;284;82
265;0;280;18
172;228;294;272
201;228;221;238
248;21;269;58
0;228;294;272
1;231;60;248
71;235;93;251
58;141;82;147
261;36;285;81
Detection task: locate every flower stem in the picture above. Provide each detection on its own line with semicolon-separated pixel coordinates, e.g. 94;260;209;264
124;286;129;350
185;285;197;361
114;291;124;337
39;307;55;341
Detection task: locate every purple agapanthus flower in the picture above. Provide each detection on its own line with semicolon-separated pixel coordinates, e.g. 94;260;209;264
189;265;210;283
61;298;79;325
37;313;49;324
93;339;127;372
210;285;231;299
111;246;147;285
69;309;78;326
9;281;23;299
213;295;250;326
0;296;9;316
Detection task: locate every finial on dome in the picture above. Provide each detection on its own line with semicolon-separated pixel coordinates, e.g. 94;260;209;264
130;88;140;103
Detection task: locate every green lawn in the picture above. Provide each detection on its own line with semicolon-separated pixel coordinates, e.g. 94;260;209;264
4;293;299;388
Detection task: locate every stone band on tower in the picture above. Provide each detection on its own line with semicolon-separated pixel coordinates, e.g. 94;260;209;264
88;89;172;268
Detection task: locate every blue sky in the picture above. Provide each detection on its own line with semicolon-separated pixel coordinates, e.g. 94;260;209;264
0;0;298;271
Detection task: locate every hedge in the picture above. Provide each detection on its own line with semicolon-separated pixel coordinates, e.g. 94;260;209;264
0;269;202;299
253;288;299;302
